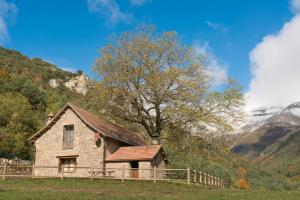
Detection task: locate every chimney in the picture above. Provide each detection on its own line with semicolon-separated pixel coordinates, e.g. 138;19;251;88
152;140;158;145
151;136;159;145
46;111;54;125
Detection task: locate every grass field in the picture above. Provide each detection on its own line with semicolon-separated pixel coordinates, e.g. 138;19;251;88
0;178;299;200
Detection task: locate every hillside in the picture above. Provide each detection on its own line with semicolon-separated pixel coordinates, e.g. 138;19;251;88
232;102;300;180
0;47;96;160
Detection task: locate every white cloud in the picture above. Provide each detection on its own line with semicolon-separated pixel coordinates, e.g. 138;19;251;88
0;0;17;44
246;15;300;112
129;0;150;6
87;0;132;25
194;42;228;86
206;20;229;32
0;17;8;43
291;0;300;13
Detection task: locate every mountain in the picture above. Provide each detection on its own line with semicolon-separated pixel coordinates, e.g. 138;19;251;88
232;102;300;179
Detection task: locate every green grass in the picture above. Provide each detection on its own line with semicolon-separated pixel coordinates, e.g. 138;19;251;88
0;178;299;200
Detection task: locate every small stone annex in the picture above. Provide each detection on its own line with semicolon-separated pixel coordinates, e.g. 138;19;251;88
28;103;168;179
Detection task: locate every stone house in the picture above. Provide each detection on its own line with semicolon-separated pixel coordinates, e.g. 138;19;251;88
28;103;168;178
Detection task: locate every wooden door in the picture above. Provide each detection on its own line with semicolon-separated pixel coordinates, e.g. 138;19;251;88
132;169;139;178
130;161;139;178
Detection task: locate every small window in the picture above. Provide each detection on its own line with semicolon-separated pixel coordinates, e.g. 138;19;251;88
63;125;74;149
58;158;76;173
130;161;139;169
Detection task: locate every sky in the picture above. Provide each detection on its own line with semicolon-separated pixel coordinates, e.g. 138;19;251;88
1;0;300;111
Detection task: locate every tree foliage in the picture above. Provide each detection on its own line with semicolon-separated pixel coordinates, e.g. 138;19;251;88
0;93;40;159
93;26;244;140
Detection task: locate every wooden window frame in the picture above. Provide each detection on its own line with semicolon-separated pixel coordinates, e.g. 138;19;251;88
62;124;74;149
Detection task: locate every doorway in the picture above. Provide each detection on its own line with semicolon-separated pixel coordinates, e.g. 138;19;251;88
130;161;139;178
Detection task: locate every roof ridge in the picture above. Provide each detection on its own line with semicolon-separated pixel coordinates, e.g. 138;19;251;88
29;103;147;146
70;104;131;132
68;104;146;145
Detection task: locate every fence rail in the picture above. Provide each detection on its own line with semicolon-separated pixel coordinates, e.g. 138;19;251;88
0;164;230;188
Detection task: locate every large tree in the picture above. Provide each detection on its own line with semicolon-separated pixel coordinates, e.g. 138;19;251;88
94;27;244;141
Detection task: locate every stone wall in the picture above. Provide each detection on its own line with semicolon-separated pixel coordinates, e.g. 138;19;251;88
34;108;104;177
139;161;152;179
105;158;166;180
106;162;131;178
106;161;152;179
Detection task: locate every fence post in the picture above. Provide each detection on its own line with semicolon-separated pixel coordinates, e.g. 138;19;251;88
214;176;217;188
193;170;196;184
31;164;35;179
122;165;125;183
214;176;217;187
153;166;157;183
206;174;209;186
187;168;190;185
72;170;75;183
2;163;6;180
90;167;93;181
199;172;202;185
61;165;64;180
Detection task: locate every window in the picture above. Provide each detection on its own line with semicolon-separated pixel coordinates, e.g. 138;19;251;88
63;125;74;149
130;161;139;169
58;158;76;173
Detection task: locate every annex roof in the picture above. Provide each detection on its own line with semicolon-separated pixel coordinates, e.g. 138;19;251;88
106;145;168;163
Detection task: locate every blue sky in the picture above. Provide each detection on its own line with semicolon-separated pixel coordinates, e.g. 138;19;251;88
1;0;300;109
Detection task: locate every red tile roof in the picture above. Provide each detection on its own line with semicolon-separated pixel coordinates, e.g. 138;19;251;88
28;103;147;146
106;145;165;162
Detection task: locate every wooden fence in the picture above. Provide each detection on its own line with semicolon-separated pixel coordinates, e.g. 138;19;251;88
0;158;32;166
0;165;230;188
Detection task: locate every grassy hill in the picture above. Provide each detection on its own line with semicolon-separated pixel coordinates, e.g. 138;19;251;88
0;47;75;83
254;128;300;179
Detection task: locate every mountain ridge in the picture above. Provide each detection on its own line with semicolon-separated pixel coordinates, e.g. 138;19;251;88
232;102;300;179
